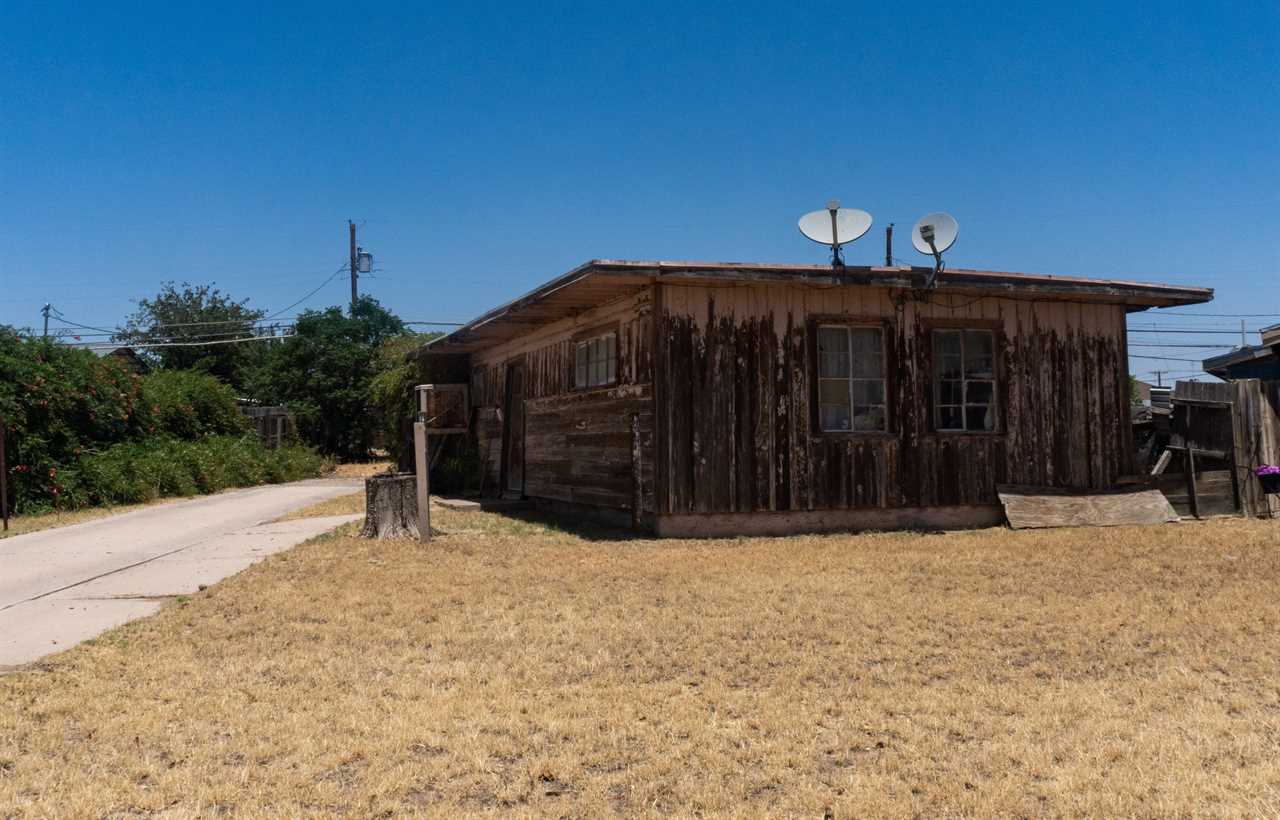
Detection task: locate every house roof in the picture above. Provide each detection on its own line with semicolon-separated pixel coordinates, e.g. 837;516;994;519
427;259;1214;353
1202;341;1278;377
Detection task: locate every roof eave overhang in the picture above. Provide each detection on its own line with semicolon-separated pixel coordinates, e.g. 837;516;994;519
426;260;1214;353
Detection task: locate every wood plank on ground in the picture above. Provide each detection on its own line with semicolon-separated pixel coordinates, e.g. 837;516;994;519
997;484;1179;529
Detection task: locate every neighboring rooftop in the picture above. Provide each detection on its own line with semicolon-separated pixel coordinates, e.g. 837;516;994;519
1203;338;1279;380
429;259;1214;353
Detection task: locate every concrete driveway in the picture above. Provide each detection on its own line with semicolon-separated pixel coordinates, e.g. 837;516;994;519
0;478;363;669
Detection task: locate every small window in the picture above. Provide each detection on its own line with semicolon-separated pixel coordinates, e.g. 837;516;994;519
817;325;887;432
574;333;617;388
933;329;997;432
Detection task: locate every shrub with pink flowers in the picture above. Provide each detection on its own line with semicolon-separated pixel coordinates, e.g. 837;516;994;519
1;329;324;513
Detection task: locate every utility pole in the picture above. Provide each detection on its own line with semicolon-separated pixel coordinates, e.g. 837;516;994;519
1241;319;1247;348
349;221;358;313
1151;370;1167;387
0;413;8;531
41;304;51;339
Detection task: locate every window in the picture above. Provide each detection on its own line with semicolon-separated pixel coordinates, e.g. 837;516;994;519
933;329;997;432
574;333;617;388
817;325;887;432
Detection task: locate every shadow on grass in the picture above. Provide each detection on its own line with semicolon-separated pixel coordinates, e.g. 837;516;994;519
459;505;642;543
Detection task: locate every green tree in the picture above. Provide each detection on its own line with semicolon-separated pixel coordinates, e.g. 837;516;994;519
117;282;266;389
368;331;442;468
249;297;406;460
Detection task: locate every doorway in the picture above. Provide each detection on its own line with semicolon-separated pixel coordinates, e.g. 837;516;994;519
502;361;526;496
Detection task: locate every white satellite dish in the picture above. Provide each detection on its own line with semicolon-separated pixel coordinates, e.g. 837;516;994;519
911;212;958;288
798;200;873;266
911;212;958;255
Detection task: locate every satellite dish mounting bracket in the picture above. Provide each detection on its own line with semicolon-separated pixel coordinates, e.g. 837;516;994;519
828;206;845;268
798;200;872;270
911;215;957;289
922;237;944;289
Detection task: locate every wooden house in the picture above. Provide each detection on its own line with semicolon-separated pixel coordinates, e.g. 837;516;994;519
424;260;1211;536
1203;323;1280;381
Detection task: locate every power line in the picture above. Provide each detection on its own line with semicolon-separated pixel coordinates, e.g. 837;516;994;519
264;264;348;320
1149;311;1280;318
76;334;293;351
1129;354;1209;363
1127;328;1258;335
45;311;116;335
1128;342;1235;349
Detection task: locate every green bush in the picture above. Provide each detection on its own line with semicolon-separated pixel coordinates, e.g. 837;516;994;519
67;436;329;509
0;327;329;514
0;331;151;511
141;370;248;439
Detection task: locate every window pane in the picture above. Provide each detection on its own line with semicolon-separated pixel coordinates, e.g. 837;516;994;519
818;327;850;378
966;380;994;405
851;379;884;405
964;331;994;379
934;330;961;357
820;404;852;431
605;334;616;361
939;380;963;405
604;355;616;384
938;405;964;430
818;326;849;354
850;328;883;378
819;379;850;405
819;351;849;378
966;405;995;432
938;355;962;381
852;405;886;432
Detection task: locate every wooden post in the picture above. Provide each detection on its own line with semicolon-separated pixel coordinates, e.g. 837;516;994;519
630;412;642;530
1184;447;1199;519
349;220;359;312
414;420;430;542
1184;403;1199;519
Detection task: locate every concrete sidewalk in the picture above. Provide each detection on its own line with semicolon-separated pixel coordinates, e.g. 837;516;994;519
0;479;363;669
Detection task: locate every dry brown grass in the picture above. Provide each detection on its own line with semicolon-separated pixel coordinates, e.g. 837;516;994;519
0;500;167;540
274;491;366;522
2;513;1279;817
328;460;395;480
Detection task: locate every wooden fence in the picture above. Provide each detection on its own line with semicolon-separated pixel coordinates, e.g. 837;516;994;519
1231;379;1280;518
238;405;294;450
1164;379;1279;518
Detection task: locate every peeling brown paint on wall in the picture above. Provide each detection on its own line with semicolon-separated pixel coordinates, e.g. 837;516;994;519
464;280;1134;525
653;283;1132;516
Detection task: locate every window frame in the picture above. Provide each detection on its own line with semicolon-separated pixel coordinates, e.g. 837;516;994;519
807;316;895;437
925;320;1004;435
571;323;620;391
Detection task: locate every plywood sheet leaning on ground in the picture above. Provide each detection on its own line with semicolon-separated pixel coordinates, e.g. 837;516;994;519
997;484;1179;529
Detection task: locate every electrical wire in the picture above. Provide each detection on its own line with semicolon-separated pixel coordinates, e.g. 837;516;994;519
78;334;292;350
1148;311;1280;318
262;263;349;320
1128;342;1235;349
1127;328;1257;335
1129;354;1213;363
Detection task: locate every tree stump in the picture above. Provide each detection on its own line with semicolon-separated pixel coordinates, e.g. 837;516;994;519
360;474;420;539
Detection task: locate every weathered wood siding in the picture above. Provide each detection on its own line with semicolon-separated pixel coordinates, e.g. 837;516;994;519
470;289;655;512
655;282;1133;515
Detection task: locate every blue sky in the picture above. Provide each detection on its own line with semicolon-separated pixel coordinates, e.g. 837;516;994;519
2;1;1277;382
